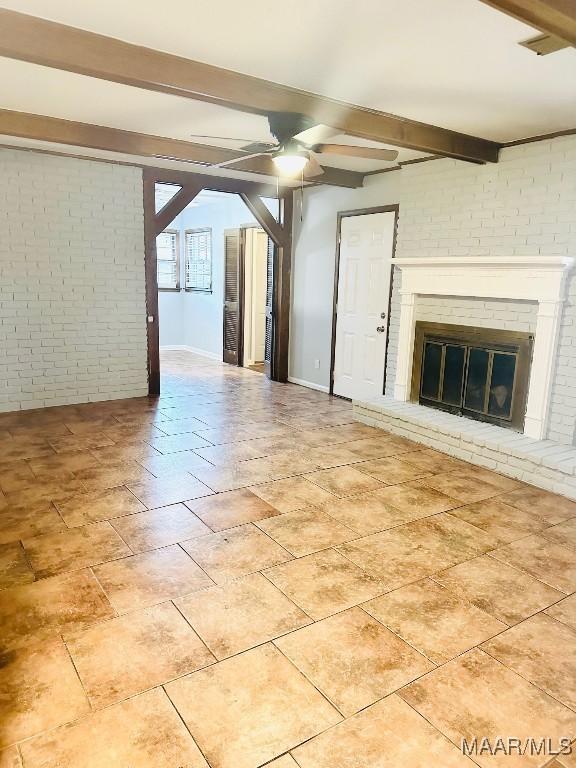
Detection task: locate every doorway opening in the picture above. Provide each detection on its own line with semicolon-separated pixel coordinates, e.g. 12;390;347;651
240;226;270;375
330;206;398;401
222;222;271;374
153;184;278;388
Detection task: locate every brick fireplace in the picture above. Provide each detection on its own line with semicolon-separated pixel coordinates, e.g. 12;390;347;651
392;256;573;440
353;255;576;499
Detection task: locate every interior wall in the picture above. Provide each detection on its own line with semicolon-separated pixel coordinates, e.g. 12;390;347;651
0;148;147;412
290;134;576;444
159;194;276;360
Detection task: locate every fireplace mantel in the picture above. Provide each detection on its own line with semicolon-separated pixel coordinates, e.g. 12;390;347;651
392;256;574;440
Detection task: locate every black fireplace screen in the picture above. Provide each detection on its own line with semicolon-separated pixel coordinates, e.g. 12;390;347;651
413;323;533;431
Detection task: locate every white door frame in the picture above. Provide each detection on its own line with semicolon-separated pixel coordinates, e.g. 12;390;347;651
329;205;399;397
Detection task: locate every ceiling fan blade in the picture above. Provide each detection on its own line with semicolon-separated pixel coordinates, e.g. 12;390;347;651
292;123;339;147
240;141;278;153
305;153;325;178
317;144;399;161
212;152;269;169
189;134;261;143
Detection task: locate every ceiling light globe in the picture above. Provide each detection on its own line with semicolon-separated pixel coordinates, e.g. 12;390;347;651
272;152;308;176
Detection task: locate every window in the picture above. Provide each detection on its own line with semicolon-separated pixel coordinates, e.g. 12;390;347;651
156;230;180;291
185;228;212;292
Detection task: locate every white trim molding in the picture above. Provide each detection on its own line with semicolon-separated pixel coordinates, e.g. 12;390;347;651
288;376;330;393
392;256;574;440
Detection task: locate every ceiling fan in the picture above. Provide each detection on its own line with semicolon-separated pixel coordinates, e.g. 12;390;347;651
190;112;399;177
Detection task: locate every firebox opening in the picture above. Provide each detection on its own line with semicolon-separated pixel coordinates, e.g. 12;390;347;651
410;322;533;432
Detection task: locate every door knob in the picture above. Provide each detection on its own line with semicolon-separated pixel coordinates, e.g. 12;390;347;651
376;326;386;333
380;312;386;319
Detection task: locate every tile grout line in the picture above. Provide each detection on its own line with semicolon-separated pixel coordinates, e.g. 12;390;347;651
398;691;485;768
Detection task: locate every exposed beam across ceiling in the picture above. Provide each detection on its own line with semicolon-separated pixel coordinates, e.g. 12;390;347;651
0;109;365;189
0;8;501;164
479;0;576;46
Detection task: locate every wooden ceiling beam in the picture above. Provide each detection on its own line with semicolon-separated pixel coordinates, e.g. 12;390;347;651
0;9;501;164
0;109;364;189
479;0;576;46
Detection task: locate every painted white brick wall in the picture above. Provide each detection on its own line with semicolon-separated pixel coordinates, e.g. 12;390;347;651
414;295;538;333
384;135;576;445
0;149;148;411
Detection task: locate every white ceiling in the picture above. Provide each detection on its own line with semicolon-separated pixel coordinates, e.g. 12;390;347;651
0;0;575;178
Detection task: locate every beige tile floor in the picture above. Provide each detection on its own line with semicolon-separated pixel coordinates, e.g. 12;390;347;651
1;349;576;766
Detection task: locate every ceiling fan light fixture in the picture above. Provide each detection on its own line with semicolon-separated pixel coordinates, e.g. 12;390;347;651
272;150;308;176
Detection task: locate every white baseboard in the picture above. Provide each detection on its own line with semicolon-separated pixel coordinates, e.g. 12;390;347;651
288;376;330;393
160;345;222;362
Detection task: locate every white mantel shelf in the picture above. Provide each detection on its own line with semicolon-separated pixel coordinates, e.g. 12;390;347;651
392;256;573;301
392;255;574;440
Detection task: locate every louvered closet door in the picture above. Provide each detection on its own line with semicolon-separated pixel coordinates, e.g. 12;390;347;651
223;229;243;365
264;236;275;378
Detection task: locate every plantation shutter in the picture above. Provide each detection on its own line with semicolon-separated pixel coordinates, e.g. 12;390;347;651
185;228;212;292
156;230;179;290
223;229;243;365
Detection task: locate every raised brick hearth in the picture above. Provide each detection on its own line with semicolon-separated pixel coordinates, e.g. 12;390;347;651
354;396;576;500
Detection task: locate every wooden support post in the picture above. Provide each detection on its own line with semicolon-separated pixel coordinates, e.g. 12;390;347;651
273;191;293;382
143;171;160;396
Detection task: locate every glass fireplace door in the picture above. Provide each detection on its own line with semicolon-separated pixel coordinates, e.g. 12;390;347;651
418;332;528;431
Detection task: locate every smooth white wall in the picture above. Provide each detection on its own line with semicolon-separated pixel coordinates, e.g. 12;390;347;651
0;148;147;412
159;194;276;358
290;135;576;444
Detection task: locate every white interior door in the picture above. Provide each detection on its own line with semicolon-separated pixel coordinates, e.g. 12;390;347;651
333;211;395;400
